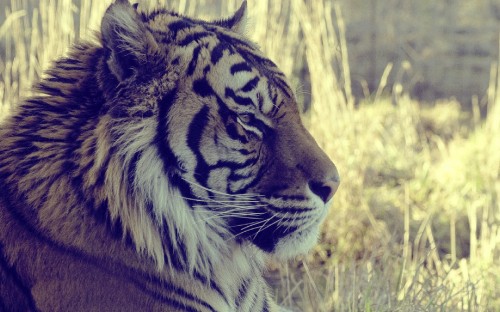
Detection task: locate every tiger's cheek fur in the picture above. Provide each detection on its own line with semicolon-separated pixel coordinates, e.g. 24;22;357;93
163;86;260;194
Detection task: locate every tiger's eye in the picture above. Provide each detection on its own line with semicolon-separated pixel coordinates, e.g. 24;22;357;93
237;113;253;125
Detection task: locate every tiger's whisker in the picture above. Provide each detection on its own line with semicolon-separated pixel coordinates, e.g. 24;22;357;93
181;177;264;198
252;217;283;240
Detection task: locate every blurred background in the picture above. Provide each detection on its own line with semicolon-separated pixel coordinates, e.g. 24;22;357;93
1;0;499;311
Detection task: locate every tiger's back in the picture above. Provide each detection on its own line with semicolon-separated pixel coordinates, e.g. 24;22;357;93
0;1;339;311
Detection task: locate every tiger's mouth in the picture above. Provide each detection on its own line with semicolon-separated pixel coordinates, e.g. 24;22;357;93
179;176;330;256
229;200;329;255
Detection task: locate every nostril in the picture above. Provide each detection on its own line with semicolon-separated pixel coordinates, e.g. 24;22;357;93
309;180;339;203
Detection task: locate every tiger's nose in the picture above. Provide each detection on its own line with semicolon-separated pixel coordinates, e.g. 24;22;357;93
309;177;340;204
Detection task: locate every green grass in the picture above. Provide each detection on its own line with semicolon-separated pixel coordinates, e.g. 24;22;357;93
1;0;499;311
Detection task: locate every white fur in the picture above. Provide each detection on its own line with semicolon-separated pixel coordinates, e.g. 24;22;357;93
103;103;235;277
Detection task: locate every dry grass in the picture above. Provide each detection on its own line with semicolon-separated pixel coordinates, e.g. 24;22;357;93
1;0;499;311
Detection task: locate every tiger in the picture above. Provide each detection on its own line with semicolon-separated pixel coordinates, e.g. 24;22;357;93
0;0;339;311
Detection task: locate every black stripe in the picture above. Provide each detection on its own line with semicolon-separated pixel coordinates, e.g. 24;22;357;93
23;98;65;113
161;221;189;269
240;76;260;93
168;173;195;206
179;31;212;46
226;123;248;144
64;162;79;183
265;204;314;214
268;82;278;104
94;200;126;241
257;92;265;111
212;158;258;171
128;151;142;187
193;77;215;97
268;194;307;201
224;41;294;98
227;175;255;194
228;171;252;181
52;65;87;71
37;83;66;97
93;199;109;223
94;147;114;187
155;297;206;312
238;162;267;194
241;114;271;135
187;46;202;76
246;288;258;312
214;96;251;144
168;20;194;38
144;8;172;21
73;44;89;51
211;42;230;65
155;87;180;173
262;298;270;312
56;57;81;65
235;278;250;308
237;48;277;70
169;57;180;66
192;271;227;304
225;88;253;106
276;111;286;121
227;173;252;194
215;32;254;51
46;76;79;84
85;137;98;160
14;134;66;144
230;62;252;75
273;77;292;98
187;106;211;186
203;65;211;75
132;109;154;118
231;148;255;156
215;96;231;122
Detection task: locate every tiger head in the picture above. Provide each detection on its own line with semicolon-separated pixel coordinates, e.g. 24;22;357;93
99;0;339;266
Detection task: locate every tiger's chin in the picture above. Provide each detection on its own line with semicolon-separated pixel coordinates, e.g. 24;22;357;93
235;206;329;260
270;222;323;261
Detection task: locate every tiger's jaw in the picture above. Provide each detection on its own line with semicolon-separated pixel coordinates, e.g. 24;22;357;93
227;192;332;259
229;211;328;260
272;218;324;260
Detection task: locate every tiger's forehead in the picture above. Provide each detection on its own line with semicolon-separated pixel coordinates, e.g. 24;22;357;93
146;13;210;39
144;11;253;46
144;10;295;116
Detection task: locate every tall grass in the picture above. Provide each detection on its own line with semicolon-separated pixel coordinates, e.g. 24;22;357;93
1;0;499;311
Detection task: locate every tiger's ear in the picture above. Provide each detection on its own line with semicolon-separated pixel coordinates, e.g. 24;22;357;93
101;0;158;81
214;1;249;35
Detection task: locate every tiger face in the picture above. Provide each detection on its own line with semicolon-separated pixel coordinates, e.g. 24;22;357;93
101;0;339;261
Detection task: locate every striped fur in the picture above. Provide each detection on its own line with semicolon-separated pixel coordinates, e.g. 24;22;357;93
0;1;338;311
